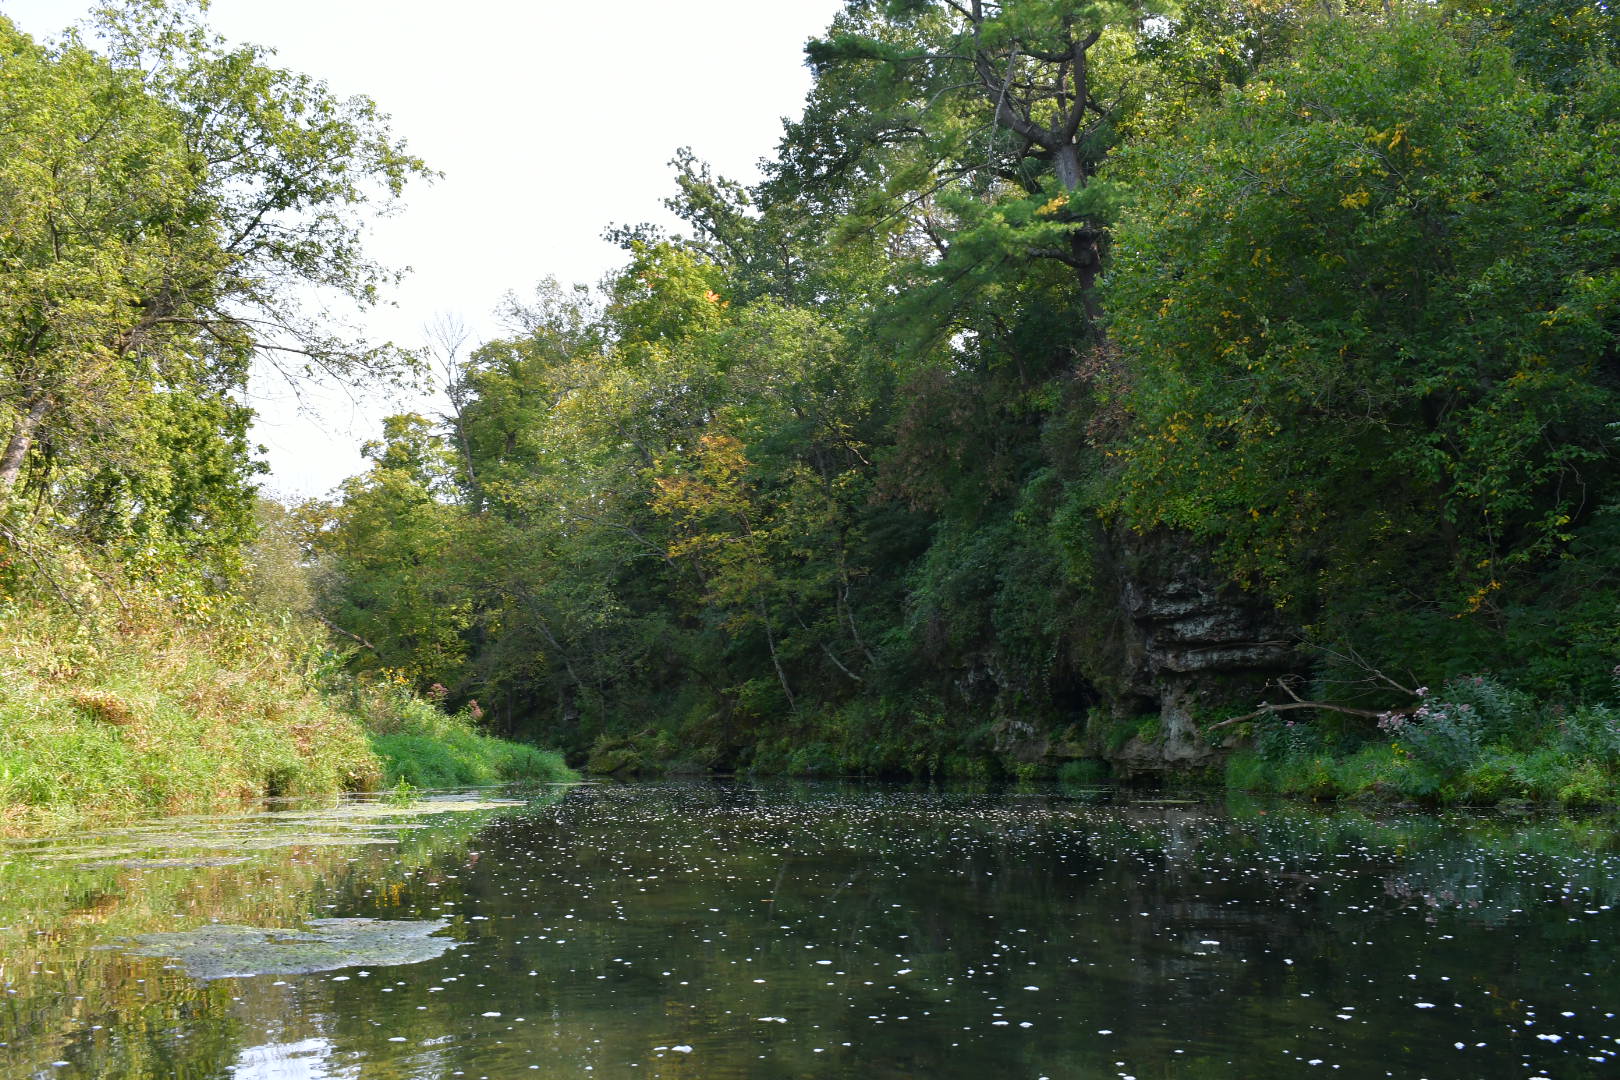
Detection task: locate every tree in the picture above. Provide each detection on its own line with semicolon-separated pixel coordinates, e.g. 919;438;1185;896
771;0;1166;329
0;2;428;546
313;415;473;686
1103;6;1620;681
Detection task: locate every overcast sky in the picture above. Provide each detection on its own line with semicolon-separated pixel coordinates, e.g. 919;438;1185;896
3;0;844;497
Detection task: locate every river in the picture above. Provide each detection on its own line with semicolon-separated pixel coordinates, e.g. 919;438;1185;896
2;781;1617;1078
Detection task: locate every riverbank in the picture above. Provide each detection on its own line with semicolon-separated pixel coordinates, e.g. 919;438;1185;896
1224;738;1620;807
1217;676;1620;807
581;676;1620;808
0;606;573;836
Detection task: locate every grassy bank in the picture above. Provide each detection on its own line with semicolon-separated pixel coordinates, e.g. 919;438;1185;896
1222;676;1620;807
0;603;573;835
0;603;376;833
362;684;574;789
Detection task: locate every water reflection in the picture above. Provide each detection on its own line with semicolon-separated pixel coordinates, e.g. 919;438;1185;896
230;1038;353;1080
2;782;1618;1078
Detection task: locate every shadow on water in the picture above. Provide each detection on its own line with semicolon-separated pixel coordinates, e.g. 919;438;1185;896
2;780;1618;1078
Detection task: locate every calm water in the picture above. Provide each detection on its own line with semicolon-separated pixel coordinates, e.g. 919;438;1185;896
3;781;1620;1079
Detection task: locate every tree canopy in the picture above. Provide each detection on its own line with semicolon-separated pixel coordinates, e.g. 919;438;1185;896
10;0;1620;794
0;0;427;575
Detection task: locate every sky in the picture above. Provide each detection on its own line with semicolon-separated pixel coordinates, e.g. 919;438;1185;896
2;0;844;497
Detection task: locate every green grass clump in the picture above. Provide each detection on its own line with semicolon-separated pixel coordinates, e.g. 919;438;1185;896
368;692;573;788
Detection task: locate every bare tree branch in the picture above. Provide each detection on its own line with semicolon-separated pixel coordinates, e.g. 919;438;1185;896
1206;675;1416;733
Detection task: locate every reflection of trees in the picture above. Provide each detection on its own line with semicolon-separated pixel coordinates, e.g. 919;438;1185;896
0;804;510;1078
4;786;1618;1078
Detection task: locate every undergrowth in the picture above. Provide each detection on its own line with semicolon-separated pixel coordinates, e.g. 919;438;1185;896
1224;675;1620;806
0;600;381;834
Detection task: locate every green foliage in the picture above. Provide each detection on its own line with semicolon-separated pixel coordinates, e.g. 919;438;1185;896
0;590;382;832
366;688;573;789
0;525;571;831
1384;702;1483;776
310;414;477;688
0;3;577;832
1230;674;1620;806
0;1;429;570
303;0;1620;800
1056;758;1112;785
1559;704;1620;760
1105;8;1620;644
1451;0;1620;92
384;777;420;807
584;729;707;777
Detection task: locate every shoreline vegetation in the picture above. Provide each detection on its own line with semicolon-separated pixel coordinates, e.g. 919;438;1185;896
5;0;1620;825
296;0;1620;810
0;612;575;837
0;0;573;837
0;541;573;837
581;683;1620;811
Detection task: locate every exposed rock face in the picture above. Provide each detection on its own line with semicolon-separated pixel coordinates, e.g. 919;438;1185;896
993;717;1050;765
988;530;1300;779
970;528;1301;780
1106;530;1300;778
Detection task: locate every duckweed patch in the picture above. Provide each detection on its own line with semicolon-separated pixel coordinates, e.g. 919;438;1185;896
75;856;253;870
120;918;455;980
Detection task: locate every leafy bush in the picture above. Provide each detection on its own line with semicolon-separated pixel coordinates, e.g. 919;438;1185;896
1057;758;1112;785
1378;701;1483;774
584;729;686;776
785;742;840;777
1254;718;1324;762
1559;705;1620;759
1374;676;1542;776
1425;676;1535;747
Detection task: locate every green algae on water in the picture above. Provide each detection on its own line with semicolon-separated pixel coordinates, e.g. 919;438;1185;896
25;795;531;863
119;918;456;980
75;855;253;870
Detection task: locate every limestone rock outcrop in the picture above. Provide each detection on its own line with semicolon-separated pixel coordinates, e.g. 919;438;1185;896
1105;531;1300;777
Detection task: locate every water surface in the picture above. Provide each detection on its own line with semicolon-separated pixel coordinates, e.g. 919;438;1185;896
3;782;1618;1078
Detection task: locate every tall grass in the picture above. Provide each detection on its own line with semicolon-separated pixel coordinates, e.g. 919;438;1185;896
0;607;574;835
0;603;382;833
361;685;574;788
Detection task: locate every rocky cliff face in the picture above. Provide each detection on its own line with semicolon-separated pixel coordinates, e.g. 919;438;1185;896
1104;530;1300;777
984;528;1301;779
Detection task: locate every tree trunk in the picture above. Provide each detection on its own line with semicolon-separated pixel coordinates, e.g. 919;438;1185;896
1070;226;1102;323
757;597;796;712
0;396;50;495
1052;142;1084;192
